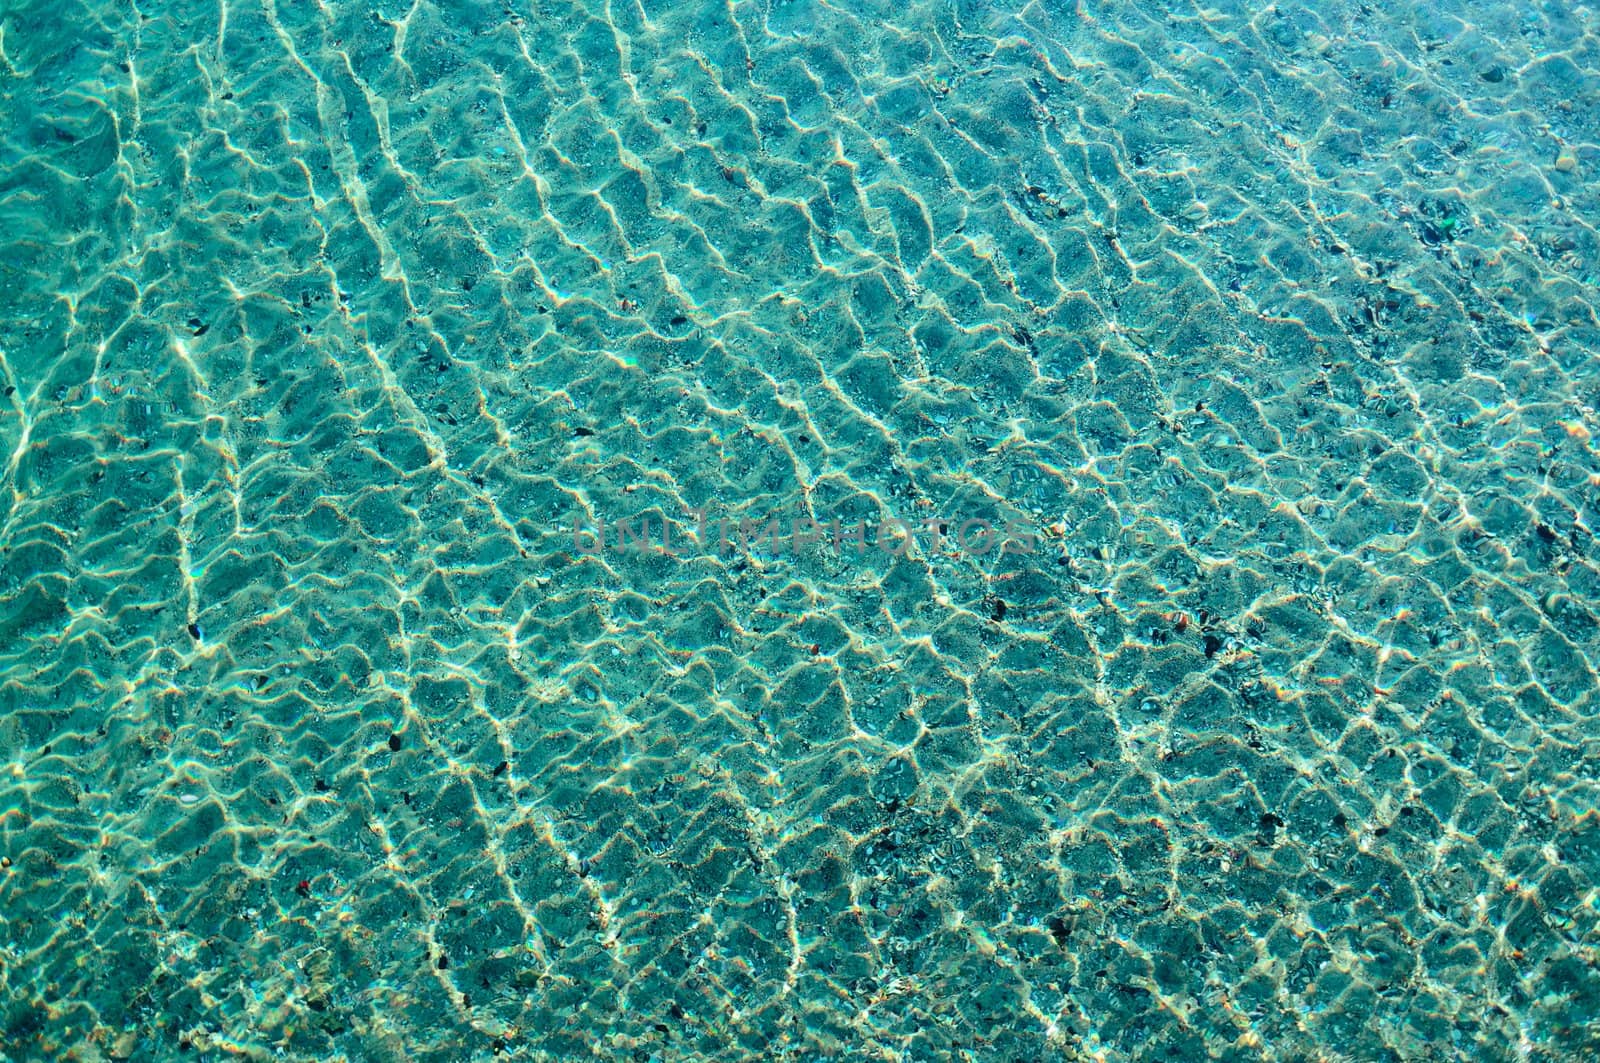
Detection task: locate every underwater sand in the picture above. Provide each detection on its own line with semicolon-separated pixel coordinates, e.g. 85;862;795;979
2;0;1599;1059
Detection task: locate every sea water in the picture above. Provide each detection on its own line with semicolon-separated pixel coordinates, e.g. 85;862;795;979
1;0;1598;1059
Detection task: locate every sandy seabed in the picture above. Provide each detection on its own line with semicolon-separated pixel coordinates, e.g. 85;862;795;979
2;0;1599;1059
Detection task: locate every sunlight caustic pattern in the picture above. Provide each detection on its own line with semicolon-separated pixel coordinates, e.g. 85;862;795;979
1;0;1598;1059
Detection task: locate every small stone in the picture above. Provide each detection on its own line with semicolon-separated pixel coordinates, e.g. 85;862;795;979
1555;151;1578;173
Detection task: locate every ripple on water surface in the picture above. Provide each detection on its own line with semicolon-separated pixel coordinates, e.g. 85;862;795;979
1;0;1598;1059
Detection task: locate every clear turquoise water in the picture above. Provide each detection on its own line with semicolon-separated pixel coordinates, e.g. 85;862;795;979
2;0;1598;1059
